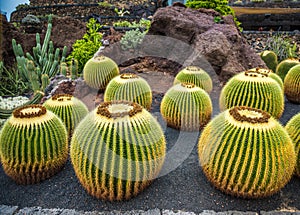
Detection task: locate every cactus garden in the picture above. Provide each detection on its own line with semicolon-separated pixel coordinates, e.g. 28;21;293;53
0;0;299;213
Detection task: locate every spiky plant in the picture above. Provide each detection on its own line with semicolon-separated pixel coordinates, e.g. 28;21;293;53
284;64;300;104
70;101;166;201
104;73;152;110
0;105;68;184
285;112;300;177
160;83;212;131
252;68;283;90
219;68;284;118
173;66;213;93
275;58;300;81
43;94;89;135
198;106;296;198
260;50;278;72
83;55;119;90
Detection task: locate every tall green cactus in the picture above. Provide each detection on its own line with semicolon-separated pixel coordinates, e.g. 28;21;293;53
260;50;278;72
219;68;284;118
43;94;89;135
70;59;79;80
70;101;166;201
83;55;119;90
173;66;213;93
104;73;152;110
284;64;300;104
160;83;212;131
285;112;300;177
198;106;296;198
0;104;68;184
275;58;300;81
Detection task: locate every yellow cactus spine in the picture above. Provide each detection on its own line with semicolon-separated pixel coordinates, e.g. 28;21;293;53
160;83;212;131
0;105;68;184
219;68;284;118
70;101;166;201
173;66;213;93
83;55;119;90
284;64;300;104
43;94;89;135
285;112;300;177
198;106;296;198
104;73;152;110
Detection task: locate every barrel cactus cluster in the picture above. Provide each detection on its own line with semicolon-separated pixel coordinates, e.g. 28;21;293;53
70;101;166;201
0;104;68;184
43;94;89;135
160;83;212;131
104;73;152;110
83;55;119;90
198;106;296;198
285;113;300;177
284;64;300;104
173;66;213;93
219;68;284;118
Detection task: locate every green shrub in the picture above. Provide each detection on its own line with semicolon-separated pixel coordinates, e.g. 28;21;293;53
120;29;146;51
67;18;103;73
113;19;151;31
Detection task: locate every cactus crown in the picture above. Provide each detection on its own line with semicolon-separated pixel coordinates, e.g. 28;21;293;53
13;104;46;119
181;82;195;88
229;106;270;124
50;94;74;106
184;66;205;73
120;73;138;79
96;101;143;119
173;82;199;92
94;55;107;62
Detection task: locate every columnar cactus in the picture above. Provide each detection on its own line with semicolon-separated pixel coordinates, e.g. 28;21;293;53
173;66;213;93
284;64;300;104
104;73;152;110
260;50;278;72
83;55;119;90
43;94;89;135
198;106;296;198
275;58;300;81
70;101;166;201
0;105;68;184
219;68;284;118
160;83;212;131
285;112;300;177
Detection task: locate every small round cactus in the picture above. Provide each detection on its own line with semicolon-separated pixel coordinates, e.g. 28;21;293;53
43;94;89;135
260;50;278;72
173;66;213;93
104;73;152;110
198;106;296;198
219;68;284;118
83;55;119;90
284;64;300;104
275;58;300;81
285;112;300;177
0;105;68;184
160;83;212;131
70;101;166;201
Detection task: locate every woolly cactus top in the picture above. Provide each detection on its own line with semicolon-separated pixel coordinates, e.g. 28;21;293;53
115;73;141;83
48;94;75;106
180;66;207;74
173;82;200;92
11;104;55;125
93;55;109;62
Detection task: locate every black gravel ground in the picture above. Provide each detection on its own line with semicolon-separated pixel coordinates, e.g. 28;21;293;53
0;87;299;213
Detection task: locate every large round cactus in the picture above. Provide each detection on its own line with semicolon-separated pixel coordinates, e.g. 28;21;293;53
43;94;89;135
219;68;284;118
284;64;300;104
70;101;166;201
173;66;213;93
83;55;119;90
285;112;300;177
198;106;296;198
160;83;212;131
260;50;278;72
0;105;68;184
275;58;300;81
255;68;283;90
104;73;152;110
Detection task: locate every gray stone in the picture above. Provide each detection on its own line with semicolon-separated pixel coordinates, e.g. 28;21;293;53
162;209;197;215
0;205;19;215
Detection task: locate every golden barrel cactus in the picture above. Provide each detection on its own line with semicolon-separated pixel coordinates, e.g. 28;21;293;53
83;55;119;90
160;83;212;131
0;105;68;184
173;66;213;93
43;94;89;135
104;73;152;110
198;106;296;198
285;112;300;177
70;101;166;201
275;58;300;81
284;64;300;104
219;68;284;118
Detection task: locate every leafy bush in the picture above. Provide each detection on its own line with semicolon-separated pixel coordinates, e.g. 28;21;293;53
67;18;103;73
113;19;151;31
